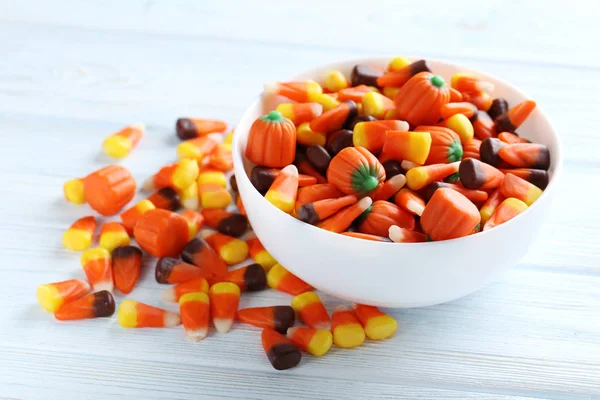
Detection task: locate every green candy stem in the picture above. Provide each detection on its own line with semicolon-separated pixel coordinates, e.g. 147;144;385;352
356;205;374;225
447;140;463;163
430;75;445;88
351;165;380;195
260;110;285;123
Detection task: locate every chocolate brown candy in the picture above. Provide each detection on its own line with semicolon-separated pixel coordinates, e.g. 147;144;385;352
351;65;383;87
326;130;353;155
92;291;116;318
480;138;506;167
345;115;377;131
382;160;405;179
273;306;296;333
267;342;302;371
175;118;198;141
306;145;331;175
488;98;509;121
229;175;238;192
216;214;248;237
250;167;278;192
243;263;267;292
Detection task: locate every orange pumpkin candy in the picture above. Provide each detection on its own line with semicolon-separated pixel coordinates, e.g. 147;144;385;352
358;200;415;236
327;147;385;196
245;111;296;168
415;126;463;164
393;72;451;126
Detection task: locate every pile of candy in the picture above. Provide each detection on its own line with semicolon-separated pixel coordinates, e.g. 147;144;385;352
249;57;551;241
39;114;397;371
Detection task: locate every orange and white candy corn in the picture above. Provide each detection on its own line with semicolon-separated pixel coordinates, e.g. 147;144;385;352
180;210;204;241
353;304;397;340
37;279;90;312
209;282;241;333
102;123;144;158
55;290;115;321
143;159;200;192
287;327;333;357
267;264;312;296
500;173;543;206
388;225;428;243
179;181;199;210
246;232;277;270
112;246;142;294
118;300;181;328
393;188;425;216
162;277;210;303
264;165;299;214
62;216;96;251
99;222;130;252
176;133;222;161
331;305;365;349
81;248;113;292
291;292;331;330
179;292;210;341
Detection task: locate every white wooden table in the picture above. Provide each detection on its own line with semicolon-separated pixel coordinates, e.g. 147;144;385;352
1;1;599;399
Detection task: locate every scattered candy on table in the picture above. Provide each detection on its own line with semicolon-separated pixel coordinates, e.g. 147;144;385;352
43;57;552;371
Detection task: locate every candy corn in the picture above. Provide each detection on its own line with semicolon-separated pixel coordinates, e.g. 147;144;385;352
179;181;199;210
500;173;543;206
246;233;277;271
424;182;489;204
219;264;267;292
421;188;481;241
388;225;428;243
376;60;430;87
310;100;357;134
495;100;536;133
296;122;327;147
206;143;233;171
287;327;333;357
462;91;492;111
99;222;130;252
405;162;460;191
440;102;478;119
479;189;505;225
181;237;228;277
201;231;249;265
84;165;136;216
198;183;232;209
471;110;496;140
251;166;317;192
102;123;144;158
353;304;397;340
393;188;425;216
55;291;115;321
209;282;241;333
155;257;208;284
371;174;407;202
458;158;504;189
498;131;529;145
201;209;248;237
451;73;494;93
488;98;509;120
324;70;350;92
291;292;331;330
331;305;365;349
179;292;210;341
146;187;180;211
177;133;221;162
484;197;528;230
336;85;377;102
81;248;113;292
297;194;357;224
197;167;227;188
295;184;343;212
361;92;395;119
162;278;210;303
63;178;85;205
180;209;204;241
112;245;142;294
341;231;392;242
262;328;302;370
176;118;227;140
316;196;373;232
444;113;475;144
120;199;156;235
143;159;199;192
118;300;181;328
133;209;189;257
276;103;323;125
498;143;550;170
267;264;312;296
353;120;409;154
37;279;90;312
264;80;323;103
237;305;295;334
382;131;432;165
480;138;507;167
500;168;549;190
264;165;299;214
62;216;96;251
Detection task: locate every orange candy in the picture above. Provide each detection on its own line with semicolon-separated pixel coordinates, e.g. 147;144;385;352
291;292;331;331
421;187;481;241
84;165;136;216
118;300;181;328
458;158;505;190
120;199;156;235
62;216;96;251
471;111;497;140
495;100;536;133
134;209;189;258
296;194;358;224
181;237;228;278
317;197;373;233
262;328;302;370
37;279;91;313
499;173;543;206
310;100;357;134
237;305;295;333
393;72;450;126
201;208;248;237
55;291;115;321
146;187;181;211
176;118;227;140
352;119;409;154
112;246;142;294
371;174;407;202
162;277;210;303
180;209;204;241
266;264;312;296
179;292;210;341
498;143;551;170
388;225;428;243
393;188;426;216
276;102;323;125
209;282;241;333
295;183;343;212
264;165;299;214
358;200;415;236
484;197;528;230
155;257;209;284
216;264;267;292
99;222;130;252
341;232;391;242
81;248;114;292
143;159;199;193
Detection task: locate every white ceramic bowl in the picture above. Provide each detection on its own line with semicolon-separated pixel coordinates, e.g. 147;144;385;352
233;57;562;308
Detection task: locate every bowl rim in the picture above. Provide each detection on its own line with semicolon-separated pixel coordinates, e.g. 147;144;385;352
232;55;563;247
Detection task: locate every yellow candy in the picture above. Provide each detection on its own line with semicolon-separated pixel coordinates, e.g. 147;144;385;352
173;159;200;191
198;170;227;188
297;122;326;147
383;86;401;100
203;231;249;265
361;92;394;119
323;70;349;92
199;185;231;209
332;306;365;349
310;93;341;111
63;178;85;205
446;113;474;144
387;56;411;72
179;181;199;210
